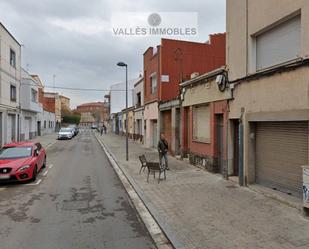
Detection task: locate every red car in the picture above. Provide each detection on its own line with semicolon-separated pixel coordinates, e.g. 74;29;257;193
0;141;46;182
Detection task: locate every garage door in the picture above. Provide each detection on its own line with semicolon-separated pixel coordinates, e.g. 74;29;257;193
256;121;308;197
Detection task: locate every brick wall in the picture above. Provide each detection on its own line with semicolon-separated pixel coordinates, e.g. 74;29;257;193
143;46;161;104
159;34;226;102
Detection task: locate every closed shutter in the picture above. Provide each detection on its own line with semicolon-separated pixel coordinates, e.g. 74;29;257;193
193;105;210;143
256;121;308;197
256;15;300;70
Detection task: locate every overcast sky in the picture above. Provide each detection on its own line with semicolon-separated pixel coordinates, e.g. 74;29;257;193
0;0;225;108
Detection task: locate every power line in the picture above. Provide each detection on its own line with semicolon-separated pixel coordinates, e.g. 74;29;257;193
20;82;133;92
44;85;133;92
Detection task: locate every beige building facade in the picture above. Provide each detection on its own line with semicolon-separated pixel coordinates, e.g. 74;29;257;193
227;0;309;198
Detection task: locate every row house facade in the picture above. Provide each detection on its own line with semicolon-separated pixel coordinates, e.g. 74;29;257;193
110;1;309;201
180;67;231;175
20;69;41;140
33;75;56;136
0;22;21;145
0;22;59;144
133;77;144;143
143;36;226;151
76;102;110;127
43;92;62;130
109;78;139;134
226;0;309;198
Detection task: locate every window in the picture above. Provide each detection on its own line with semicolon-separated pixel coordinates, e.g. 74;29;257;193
255;15;301;70
10;85;16;102
44;120;46;129
0;146;32;159
150;73;157;94
10;49;16;68
136;92;141;107
193;105;210;143
31;89;38;102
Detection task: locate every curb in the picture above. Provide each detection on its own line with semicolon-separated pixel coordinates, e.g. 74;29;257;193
94;133;175;249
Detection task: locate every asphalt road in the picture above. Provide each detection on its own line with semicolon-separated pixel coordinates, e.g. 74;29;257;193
0;130;156;249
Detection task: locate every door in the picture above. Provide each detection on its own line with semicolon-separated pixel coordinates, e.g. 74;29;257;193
175;108;181;155
255;121;308;197
152;120;158;148
7;114;16;143
24;118;30;140
233;119;239;176
215;114;224;173
37;121;41;136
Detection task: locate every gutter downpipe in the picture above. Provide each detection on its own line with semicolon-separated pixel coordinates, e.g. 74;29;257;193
239;107;245;186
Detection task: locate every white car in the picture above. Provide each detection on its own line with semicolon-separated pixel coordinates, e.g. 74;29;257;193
58;128;74;140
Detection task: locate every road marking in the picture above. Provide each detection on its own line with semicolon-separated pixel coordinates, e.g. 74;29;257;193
46;140;57;150
0;187;6;192
43;170;48;176
27;179;42;186
49;164;54;169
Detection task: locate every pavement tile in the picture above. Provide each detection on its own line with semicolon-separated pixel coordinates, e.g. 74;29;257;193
99;132;309;249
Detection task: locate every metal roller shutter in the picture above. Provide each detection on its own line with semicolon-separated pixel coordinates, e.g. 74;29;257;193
256;121;308;197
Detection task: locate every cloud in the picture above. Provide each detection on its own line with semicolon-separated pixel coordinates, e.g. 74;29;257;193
0;0;225;108
48;17;111;35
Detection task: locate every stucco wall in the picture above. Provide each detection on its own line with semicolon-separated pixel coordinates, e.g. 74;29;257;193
0;24;21;109
144;102;158;148
227;0;309;81
229;67;309;118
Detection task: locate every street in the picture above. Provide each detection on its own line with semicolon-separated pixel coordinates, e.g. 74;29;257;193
0;130;156;249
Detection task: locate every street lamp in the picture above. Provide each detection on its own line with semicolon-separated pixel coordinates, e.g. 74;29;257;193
117;61;129;161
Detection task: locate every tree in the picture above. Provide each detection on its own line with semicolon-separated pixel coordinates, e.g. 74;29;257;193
62;114;81;124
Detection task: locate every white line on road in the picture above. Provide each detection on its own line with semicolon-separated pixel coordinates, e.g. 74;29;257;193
46;141;57;150
0;187;6;191
43;170;48;176
49;164;54;169
27;179;42;186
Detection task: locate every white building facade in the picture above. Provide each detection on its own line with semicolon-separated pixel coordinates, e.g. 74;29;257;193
0;22;21;145
20;69;41;140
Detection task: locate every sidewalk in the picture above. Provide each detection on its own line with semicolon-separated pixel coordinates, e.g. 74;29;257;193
98;132;309;249
31;133;57;149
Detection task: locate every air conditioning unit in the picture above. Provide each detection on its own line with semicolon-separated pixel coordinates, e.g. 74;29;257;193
190;72;199;79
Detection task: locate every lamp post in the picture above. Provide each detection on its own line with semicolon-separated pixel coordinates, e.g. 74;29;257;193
117;61;129;161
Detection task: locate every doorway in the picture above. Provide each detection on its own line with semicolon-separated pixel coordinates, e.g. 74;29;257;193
37;121;41;136
233;119;240;177
215;114;224;173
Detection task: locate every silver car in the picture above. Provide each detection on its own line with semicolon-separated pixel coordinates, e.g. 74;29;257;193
58;128;74;140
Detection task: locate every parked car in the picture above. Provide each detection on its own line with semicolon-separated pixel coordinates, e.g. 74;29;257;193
58;127;74;140
68;124;79;136
0;141;46;182
91;124;98;130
